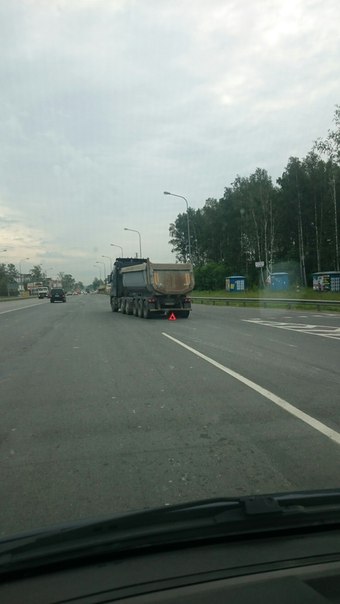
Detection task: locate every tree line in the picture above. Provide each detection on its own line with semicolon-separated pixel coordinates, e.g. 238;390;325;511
0;259;105;296
0;264;84;296
169;106;340;289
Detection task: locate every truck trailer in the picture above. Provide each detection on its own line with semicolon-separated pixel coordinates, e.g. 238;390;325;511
109;258;194;318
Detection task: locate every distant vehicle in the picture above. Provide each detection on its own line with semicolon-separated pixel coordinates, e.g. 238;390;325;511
66;291;73;296
27;282;45;297
109;257;194;318
50;288;66;303
29;287;40;296
49;280;63;289
38;287;49;299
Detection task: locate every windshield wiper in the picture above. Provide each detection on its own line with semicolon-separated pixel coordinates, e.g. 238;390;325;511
2;489;340;578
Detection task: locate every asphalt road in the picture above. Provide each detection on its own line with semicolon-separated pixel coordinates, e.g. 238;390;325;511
1;294;340;537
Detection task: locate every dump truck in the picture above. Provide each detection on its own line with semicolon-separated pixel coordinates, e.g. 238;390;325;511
37;286;49;299
108;258;194;318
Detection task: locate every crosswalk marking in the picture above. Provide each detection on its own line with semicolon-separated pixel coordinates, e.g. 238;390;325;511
243;318;340;340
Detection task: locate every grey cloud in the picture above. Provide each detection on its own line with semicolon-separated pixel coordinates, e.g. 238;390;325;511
0;217;19;227
0;1;340;282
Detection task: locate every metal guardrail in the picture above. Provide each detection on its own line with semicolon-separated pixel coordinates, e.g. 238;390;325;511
191;296;340;310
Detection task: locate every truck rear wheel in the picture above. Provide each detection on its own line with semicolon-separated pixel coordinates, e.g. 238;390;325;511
179;310;190;318
132;300;138;316
126;300;133;315
143;303;151;319
137;300;143;318
111;298;118;312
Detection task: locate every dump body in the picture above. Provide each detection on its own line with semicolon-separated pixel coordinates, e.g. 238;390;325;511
109;258;194;319
121;260;194;295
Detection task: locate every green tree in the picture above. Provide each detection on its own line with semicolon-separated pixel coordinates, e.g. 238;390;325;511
277;158;309;286
29;264;45;282
168;105;340;288
6;263;19;281
314;106;340;270
169;208;195;263
61;273;76;291
227;169;276;282
194;263;229;290
277;154;339;281
0;264;20;296
92;277;103;289
169;170;277;284
302;152;337;273
0;263;7;296
6;263;19;295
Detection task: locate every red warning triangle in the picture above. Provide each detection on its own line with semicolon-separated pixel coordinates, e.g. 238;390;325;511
168;312;177;321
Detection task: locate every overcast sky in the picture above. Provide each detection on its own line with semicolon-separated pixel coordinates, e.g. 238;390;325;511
1;0;339;283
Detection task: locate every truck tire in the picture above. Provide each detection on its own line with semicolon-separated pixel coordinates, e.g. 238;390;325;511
111;298;118;312
143;302;151;319
132;300;138;316
137;300;143;318
121;299;127;314
179;310;190;318
126;300;133;315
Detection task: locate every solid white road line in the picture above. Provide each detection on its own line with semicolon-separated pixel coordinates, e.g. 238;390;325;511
162;332;340;446
0;302;46;315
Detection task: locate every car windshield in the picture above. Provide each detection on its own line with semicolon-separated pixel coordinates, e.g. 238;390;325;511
1;0;340;541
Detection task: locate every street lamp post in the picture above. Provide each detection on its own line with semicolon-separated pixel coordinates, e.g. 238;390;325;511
124;228;142;258
163;191;191;261
110;243;124;257
102;255;113;272
96;260;106;283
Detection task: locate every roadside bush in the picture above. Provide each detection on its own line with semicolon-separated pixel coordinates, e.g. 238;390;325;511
194;263;229;290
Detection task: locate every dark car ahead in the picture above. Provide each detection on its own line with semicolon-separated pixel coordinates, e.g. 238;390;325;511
50;288;66;303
